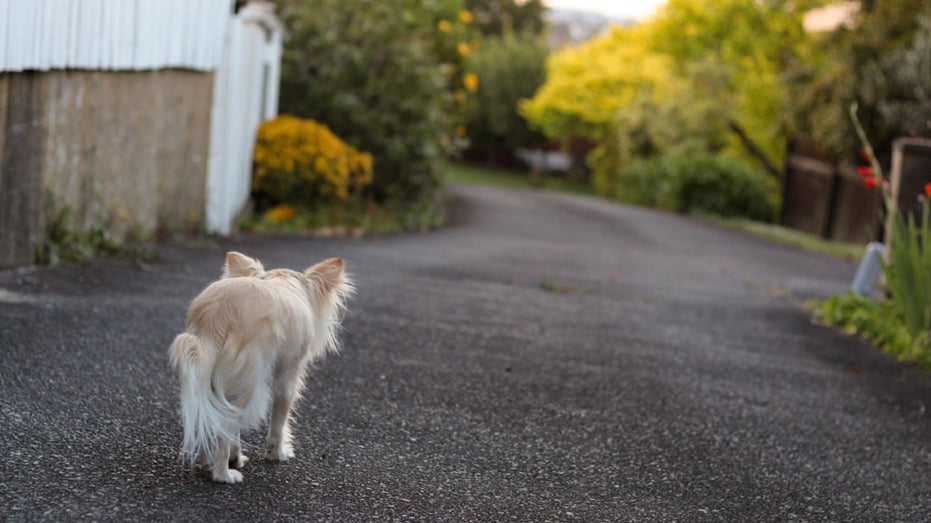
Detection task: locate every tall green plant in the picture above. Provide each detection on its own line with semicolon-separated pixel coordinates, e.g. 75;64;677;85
883;198;931;336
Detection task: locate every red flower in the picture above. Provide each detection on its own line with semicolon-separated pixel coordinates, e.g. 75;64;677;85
925;182;931;197
864;177;878;190
857;166;874;177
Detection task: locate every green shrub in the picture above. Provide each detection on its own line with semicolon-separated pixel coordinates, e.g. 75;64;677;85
462;32;549;155
621;154;778;221
275;0;453;212
252;115;374;207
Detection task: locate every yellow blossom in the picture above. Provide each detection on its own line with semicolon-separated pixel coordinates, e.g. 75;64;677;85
264;204;296;223
457;42;471;57
455;125;467;137
437;19;451;32
463;73;479;91
459;11;473;24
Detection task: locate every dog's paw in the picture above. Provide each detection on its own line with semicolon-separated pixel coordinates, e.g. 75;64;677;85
230;453;249;469
265;443;295;462
212;469;243;484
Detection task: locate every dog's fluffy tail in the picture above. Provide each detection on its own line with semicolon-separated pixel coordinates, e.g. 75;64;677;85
169;333;238;466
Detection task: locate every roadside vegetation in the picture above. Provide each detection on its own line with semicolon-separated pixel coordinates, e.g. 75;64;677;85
36;193;157;268
811;293;931;369
716;219;864;261
254;0;929;364
808;110;931;369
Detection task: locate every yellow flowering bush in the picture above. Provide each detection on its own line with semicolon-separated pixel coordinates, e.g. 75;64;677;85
253;115;374;205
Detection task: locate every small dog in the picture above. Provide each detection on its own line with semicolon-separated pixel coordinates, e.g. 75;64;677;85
169;251;352;483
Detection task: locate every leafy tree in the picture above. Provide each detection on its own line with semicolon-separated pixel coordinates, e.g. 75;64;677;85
520;25;732;194
858;14;931;144
520;26;675;145
461;32;549;161
643;0;824;178
465;0;545;37
274;0;463;215
521;0;829;206
790;1;931;157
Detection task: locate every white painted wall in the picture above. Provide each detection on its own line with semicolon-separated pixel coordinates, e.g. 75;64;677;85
205;2;283;235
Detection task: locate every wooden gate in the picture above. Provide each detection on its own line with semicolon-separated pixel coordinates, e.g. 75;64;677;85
206;2;282;235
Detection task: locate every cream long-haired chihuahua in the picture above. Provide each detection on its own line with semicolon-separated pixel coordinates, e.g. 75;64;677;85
169;251;352;483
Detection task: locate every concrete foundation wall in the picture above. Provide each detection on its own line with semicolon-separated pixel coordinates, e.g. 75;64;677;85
0;69;213;267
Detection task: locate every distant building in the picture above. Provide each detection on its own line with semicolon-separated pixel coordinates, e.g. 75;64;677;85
802;2;859;33
546;9;634;48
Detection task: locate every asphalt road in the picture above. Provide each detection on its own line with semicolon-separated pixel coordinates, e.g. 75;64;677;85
2;184;930;521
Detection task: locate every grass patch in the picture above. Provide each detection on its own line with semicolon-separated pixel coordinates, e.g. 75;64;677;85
809;292;931;369
443;161;594;196
714;217;865;261
242;199;443;236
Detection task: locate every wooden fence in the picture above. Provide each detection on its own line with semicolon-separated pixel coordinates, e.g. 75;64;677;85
781;139;931;245
781;141;882;244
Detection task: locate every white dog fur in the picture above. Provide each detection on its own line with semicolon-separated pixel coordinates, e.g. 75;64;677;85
169;251;352;483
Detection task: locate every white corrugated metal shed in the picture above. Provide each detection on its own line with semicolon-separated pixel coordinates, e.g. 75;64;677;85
0;0;232;72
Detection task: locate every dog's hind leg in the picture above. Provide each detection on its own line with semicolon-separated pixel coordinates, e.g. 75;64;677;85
211;439;244;484
265;392;297;461
265;366;303;462
229;429;248;469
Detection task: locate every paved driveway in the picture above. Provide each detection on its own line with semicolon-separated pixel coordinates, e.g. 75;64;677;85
2;185;930;521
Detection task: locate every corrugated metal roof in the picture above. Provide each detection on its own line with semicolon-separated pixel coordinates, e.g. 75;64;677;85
0;0;232;72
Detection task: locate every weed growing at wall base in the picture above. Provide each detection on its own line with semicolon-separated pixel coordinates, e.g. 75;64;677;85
36;200;154;267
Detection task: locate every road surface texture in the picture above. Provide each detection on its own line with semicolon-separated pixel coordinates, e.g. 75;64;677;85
2;185;930;521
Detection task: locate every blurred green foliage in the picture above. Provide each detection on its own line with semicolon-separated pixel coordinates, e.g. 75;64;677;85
522;0;811;186
520;0;930;220
790;3;931;157
465;0;545;37
461;32;549;158
621;155;778;222
274;0;464;221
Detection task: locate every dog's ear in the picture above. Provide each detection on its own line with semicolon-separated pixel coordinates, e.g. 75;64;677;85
223;251;264;278
304;258;346;294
